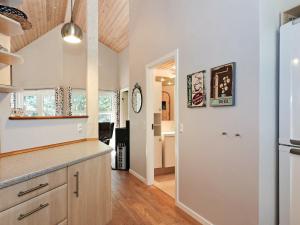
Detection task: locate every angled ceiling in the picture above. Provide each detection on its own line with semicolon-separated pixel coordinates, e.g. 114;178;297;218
73;0;129;53
10;0;129;53
11;0;68;52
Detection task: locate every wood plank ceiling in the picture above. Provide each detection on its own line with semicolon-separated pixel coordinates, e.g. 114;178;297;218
10;0;129;53
11;0;68;52
73;0;129;53
155;59;176;78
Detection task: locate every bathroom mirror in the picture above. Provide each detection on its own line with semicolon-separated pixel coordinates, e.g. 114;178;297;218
132;83;142;113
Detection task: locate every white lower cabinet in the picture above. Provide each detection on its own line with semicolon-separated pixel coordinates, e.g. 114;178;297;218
163;136;175;168
154;137;163;168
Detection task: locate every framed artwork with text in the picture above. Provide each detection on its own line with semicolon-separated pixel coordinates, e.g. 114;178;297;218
210;63;236;107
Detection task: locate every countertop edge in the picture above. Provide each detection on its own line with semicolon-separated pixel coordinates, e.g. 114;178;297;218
0;148;112;189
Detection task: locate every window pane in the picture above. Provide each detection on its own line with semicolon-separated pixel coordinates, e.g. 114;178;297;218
23;96;38;116
99;114;112;123
10;93;15;109
99;96;112;112
43;95;55;116
72;90;87;116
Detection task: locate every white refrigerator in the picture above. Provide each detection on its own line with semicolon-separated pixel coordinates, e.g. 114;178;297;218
280;20;300;225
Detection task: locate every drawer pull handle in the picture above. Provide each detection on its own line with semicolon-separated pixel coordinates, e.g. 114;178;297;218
74;171;79;198
18;183;49;197
18;203;49;221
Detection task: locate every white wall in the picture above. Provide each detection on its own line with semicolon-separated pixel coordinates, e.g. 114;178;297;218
13;26;64;89
63;32;87;89
118;47;129;89
281;0;300;10
99;43;119;90
128;0;279;225
13;26;119;91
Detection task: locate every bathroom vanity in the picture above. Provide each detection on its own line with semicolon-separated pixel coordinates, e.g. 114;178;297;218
162;132;175;168
0;140;112;225
154;131;176;170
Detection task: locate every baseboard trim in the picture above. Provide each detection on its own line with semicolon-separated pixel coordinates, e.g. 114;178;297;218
176;200;214;225
129;169;147;184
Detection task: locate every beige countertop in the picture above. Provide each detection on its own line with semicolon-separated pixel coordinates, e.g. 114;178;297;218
0;140;112;189
162;131;176;137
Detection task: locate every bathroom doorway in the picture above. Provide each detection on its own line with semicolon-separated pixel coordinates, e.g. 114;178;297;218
145;50;179;200
120;88;129;128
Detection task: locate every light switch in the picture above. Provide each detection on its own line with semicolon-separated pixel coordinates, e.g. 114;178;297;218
179;123;184;133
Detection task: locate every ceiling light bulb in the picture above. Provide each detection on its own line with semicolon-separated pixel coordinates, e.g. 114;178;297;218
61;22;83;44
63;35;81;44
293;58;299;66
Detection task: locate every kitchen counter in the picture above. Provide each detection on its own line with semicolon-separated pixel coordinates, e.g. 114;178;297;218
0;140;112;189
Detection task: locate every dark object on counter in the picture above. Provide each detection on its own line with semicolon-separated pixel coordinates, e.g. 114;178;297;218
0;5;32;30
114;120;130;170
99;122;114;145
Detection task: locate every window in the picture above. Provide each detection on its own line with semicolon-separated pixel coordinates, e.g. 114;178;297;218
99;91;117;148
99;91;115;123
71;89;87;116
43;94;55;116
11;89;56;116
23;95;38;116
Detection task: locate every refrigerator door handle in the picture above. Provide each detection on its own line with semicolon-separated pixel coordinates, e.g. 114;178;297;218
290;148;300;155
290;139;300;146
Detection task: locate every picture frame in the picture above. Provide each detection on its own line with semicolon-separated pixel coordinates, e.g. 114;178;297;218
210;62;236;107
187;70;206;108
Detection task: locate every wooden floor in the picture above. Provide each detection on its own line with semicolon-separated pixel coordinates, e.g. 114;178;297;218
108;170;201;225
154;173;176;198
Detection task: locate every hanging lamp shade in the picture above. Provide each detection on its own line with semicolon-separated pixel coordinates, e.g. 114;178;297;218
61;22;82;44
61;0;82;44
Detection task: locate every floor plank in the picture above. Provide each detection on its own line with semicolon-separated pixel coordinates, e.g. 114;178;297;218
108;170;202;225
154;173;176;198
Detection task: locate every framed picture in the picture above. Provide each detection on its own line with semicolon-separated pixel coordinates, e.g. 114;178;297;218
210;62;236;107
187;70;206;108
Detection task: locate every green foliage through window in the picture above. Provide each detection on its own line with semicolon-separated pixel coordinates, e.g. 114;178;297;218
99;96;112;112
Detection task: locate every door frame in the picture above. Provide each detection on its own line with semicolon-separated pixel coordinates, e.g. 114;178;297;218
120;87;129;127
145;49;179;201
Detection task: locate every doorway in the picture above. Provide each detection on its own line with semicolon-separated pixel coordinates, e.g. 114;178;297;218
120;88;129;128
145;50;179;200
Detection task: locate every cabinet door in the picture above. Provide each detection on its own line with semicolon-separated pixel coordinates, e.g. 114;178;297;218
163;136;175;168
68;154;112;225
154;137;162;168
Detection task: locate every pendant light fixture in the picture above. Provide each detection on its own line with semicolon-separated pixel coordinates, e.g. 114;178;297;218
61;0;82;44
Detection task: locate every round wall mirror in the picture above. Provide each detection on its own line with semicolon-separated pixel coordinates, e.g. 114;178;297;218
132;83;143;113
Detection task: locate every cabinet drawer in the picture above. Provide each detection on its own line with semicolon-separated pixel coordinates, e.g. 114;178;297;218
0;184;67;225
0;169;66;212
